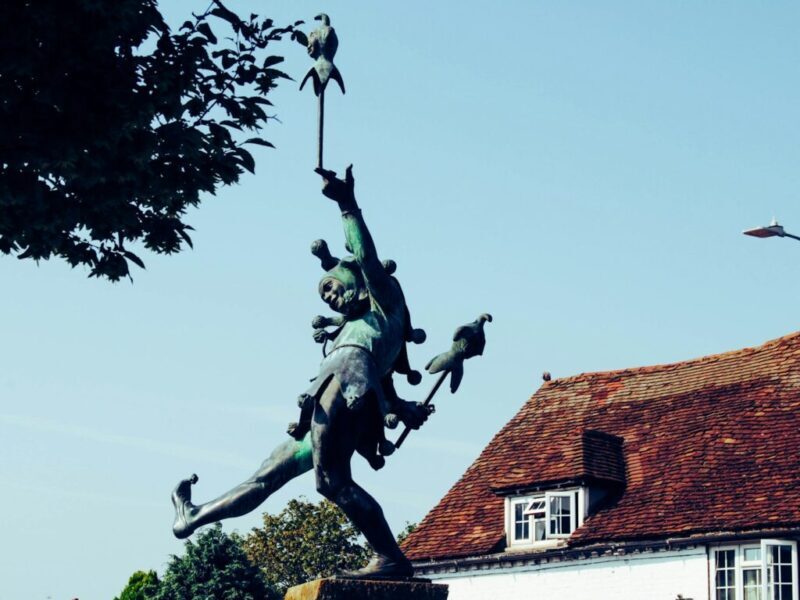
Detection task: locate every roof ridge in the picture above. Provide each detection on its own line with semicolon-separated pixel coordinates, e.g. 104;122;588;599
545;330;800;387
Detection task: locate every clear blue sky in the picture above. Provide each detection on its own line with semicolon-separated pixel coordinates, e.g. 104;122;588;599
2;1;799;598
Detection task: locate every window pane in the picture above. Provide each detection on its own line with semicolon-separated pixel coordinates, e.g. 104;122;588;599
744;568;762;600
778;565;792;584
744;547;761;562
561;516;570;533
719;550;735;568
779;545;792;564
513;503;530;541
514;520;529;540
548;494;573;536
744;569;761;586
533;519;545;541
717;550;733;569
526;498;545;513
745;589;762;600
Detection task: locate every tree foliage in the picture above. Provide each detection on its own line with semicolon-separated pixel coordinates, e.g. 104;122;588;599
0;0;302;280
114;570;160;600
155;523;271;600
396;521;417;546
239;498;369;596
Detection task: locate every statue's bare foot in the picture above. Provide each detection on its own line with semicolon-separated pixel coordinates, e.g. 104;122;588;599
171;473;199;539
335;555;414;580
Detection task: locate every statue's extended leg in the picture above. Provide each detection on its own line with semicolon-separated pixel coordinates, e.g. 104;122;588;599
172;435;313;539
311;379;413;578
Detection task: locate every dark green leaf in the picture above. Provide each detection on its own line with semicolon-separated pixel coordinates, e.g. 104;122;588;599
244;138;275;148
262;55;284;67
196;22;217;44
292;31;308;46
177;228;194;249
264;68;291;81
123;251;146;270
208;122;230;140
235;148;256;173
210;6;243;31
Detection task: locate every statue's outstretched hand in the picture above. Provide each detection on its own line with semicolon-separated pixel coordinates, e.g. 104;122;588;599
397;399;432;430
314;164;355;206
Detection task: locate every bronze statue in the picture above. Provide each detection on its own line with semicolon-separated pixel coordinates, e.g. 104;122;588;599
173;166;433;578
171;17;490;580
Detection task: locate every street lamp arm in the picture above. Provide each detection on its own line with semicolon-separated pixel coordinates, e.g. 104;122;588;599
783;231;800;242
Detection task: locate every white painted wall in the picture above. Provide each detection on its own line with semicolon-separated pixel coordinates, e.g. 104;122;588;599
428;547;709;600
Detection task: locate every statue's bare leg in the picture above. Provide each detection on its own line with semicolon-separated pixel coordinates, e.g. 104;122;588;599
172;435;313;539
311;379;412;578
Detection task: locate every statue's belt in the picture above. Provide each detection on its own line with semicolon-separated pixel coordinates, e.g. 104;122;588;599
327;343;373;358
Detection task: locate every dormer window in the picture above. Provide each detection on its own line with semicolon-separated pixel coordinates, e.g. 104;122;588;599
507;488;585;547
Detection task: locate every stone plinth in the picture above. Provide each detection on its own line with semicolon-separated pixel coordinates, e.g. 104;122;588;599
284;578;448;600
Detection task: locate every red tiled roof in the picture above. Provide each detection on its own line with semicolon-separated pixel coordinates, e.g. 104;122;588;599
402;332;800;561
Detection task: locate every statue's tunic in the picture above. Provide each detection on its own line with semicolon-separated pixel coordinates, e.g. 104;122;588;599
302;209;406;411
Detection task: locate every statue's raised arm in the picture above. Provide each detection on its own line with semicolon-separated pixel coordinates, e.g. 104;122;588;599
314;165;395;308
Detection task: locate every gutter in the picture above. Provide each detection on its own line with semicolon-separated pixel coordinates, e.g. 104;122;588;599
412;526;800;575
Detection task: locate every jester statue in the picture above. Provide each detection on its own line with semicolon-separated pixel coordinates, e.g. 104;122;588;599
171;15;492;580
171;166;436;579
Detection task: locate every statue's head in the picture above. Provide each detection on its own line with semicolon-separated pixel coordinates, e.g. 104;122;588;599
318;261;368;316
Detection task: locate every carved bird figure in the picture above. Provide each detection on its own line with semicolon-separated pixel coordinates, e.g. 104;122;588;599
425;314;492;393
299;14;345;96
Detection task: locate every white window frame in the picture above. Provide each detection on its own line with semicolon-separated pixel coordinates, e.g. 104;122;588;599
741;543;763;600
710;541;799;600
509;496;533;544
546;491;576;539
762;539;799;600
524;496;547;543
713;545;739;600
505;487;585;548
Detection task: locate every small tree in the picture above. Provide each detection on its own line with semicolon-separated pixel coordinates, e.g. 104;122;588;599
114;570;160;600
240;498;369;596
396;521;417;545
155;523;271;600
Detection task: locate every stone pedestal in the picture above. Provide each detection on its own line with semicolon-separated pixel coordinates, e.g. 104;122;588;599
284;578;448;600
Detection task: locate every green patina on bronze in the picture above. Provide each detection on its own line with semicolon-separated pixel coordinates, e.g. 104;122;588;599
293;434;314;472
